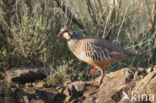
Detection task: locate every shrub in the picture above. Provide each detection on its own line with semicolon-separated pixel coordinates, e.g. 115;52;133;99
11;13;50;66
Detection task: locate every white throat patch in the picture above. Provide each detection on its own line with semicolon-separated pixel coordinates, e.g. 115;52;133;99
63;32;71;40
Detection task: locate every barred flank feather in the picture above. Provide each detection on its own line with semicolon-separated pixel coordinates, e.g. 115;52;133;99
84;42;111;61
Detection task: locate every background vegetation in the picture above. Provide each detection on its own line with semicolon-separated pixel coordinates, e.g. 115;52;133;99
0;0;155;86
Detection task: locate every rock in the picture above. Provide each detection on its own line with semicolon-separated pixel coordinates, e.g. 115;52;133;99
30;99;45;103
53;93;66;103
68;81;86;91
146;76;156;102
23;96;29;103
132;69;156;94
34;81;45;88
63;84;86;103
64;85;78;102
4;96;17;103
0;96;5;103
146;65;156;73
1;84;58;103
5;68;47;83
1;66;156;103
1;85;17;103
83;66;156;103
93;68;134;103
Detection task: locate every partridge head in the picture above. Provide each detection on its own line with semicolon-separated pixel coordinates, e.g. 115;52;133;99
58;26;79;40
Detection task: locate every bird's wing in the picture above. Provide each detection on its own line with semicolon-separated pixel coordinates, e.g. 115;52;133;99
81;38;137;57
82;41;113;62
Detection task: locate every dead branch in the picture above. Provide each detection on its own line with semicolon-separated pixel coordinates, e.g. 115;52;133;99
54;0;87;36
98;0;103;13
85;0;97;25
151;1;156;33
145;0;153;28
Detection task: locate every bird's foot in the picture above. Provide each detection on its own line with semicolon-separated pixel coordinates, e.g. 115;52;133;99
91;73;104;88
90;67;97;75
92;82;100;88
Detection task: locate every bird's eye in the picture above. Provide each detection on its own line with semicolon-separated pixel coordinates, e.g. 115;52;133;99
70;34;73;38
64;30;69;33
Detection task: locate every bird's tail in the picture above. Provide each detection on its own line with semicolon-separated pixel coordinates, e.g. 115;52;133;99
124;50;138;57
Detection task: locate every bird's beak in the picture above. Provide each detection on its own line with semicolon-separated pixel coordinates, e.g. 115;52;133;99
58;32;63;37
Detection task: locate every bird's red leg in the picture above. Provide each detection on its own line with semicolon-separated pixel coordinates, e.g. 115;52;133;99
90;67;97;75
92;70;105;88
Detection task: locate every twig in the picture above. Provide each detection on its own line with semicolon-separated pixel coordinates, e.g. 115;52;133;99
117;8;128;37
145;0;153;28
98;0;103;13
151;1;156;33
102;6;114;39
85;0;97;25
54;0;87;36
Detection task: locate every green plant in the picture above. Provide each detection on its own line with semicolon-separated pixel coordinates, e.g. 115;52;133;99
11;13;50;66
46;60;93;87
0;72;4;79
46;63;67;87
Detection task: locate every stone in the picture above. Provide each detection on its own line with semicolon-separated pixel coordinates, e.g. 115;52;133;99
34;81;45;88
68;81;86;91
64;85;78;102
30;99;45;103
132;70;156;94
1;66;156;103
4;96;17;103
0;96;5;103
5;68;47;83
146;75;156;102
23;96;29;103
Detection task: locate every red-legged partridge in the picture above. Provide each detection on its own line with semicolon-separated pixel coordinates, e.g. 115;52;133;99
58;26;137;88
